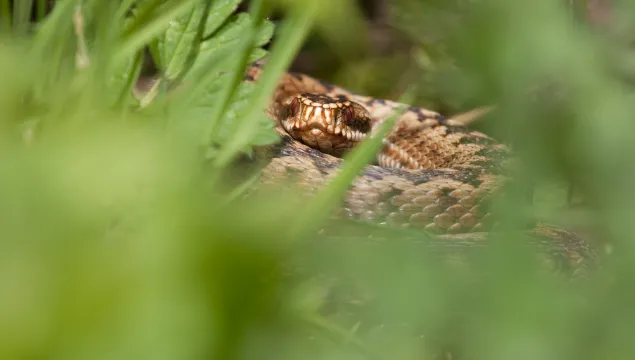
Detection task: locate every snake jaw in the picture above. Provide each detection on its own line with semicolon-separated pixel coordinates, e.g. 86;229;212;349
280;93;371;155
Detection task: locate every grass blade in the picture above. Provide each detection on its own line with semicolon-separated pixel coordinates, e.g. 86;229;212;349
211;1;319;168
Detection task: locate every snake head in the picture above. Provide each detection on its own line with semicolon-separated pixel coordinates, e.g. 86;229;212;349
280;93;372;155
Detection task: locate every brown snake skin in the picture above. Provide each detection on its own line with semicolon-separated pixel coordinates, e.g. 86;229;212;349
245;62;598;275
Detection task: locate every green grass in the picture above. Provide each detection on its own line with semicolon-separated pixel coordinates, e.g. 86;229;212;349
1;0;635;359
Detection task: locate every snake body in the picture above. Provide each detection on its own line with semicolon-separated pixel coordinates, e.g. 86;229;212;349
245;62;597;274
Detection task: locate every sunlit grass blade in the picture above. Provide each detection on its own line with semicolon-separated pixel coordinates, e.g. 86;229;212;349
29;0;76;96
285;91;415;239
211;1;319;168
114;0;140;22
113;48;144;109
11;0;33;34
31;0;75;50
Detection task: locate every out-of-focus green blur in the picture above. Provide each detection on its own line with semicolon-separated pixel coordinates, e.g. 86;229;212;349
1;0;635;359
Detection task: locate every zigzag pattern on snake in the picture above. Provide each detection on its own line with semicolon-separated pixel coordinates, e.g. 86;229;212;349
244;61;597;275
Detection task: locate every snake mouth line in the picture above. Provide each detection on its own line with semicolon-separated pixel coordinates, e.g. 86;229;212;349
282;120;366;142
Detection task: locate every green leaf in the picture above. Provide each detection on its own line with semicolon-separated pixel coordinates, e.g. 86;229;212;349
157;5;202;80
155;9;275;152
203;0;242;37
211;2;318;167
192;13;273;76
254;17;274;48
114;0;198;65
212;82;278;151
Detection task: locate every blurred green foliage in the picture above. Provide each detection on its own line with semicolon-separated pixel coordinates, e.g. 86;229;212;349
1;0;635;359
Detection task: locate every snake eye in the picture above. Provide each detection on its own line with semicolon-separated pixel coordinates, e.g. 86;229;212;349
287;97;301;118
342;107;354;124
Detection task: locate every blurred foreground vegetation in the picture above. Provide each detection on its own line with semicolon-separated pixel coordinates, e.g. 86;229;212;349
2;0;635;359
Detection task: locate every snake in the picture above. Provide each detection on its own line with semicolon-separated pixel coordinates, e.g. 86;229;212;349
243;61;598;276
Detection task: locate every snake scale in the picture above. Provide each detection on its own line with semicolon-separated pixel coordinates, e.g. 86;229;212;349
244;61;598;275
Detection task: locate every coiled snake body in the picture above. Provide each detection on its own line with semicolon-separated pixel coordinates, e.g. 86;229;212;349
246;62;597;274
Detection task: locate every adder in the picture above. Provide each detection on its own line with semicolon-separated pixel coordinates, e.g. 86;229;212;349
244;61;597;276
